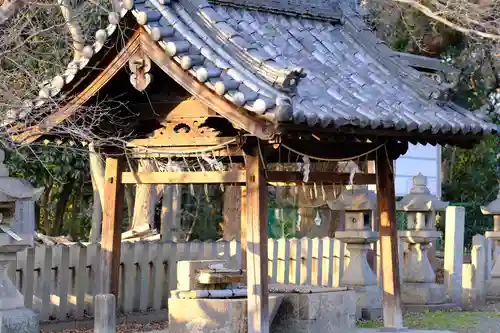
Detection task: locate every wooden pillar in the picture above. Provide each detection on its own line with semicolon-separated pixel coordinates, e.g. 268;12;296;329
100;157;125;296
375;150;404;329
245;146;269;333
241;186;247;271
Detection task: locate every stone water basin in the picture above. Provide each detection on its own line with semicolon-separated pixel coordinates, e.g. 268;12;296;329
168;295;283;333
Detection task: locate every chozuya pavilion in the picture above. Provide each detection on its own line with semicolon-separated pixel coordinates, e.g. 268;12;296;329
5;0;498;331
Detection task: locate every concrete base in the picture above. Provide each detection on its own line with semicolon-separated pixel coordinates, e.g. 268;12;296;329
354;285;382;320
168;296;282;333
486;278;500;298
271;288;357;333
0;307;39;333
401;283;445;305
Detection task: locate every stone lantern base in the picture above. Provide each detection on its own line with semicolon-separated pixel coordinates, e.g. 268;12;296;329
486;279;500;299
351;285;383;320
485;231;500;300
0;253;39;333
0;308;39;333
402;283;446;305
336;231;382;320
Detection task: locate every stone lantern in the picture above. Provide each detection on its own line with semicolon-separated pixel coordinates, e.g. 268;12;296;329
482;185;500;298
333;185;382;319
397;173;449;305
0;149;43;332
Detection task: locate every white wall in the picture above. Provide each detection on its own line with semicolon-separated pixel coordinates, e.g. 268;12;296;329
394;144;441;197
368;144;442;198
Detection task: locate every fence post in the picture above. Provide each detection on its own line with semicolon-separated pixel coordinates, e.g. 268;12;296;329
472;235;487;306
462;263;473;309
444;206;465;305
95;294;116;333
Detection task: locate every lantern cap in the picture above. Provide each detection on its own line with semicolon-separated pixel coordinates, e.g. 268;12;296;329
0;149;44;203
397;173;449;212
481;185;500;215
327;185;377;211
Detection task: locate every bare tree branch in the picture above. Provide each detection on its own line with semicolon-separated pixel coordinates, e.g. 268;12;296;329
378;0;500;41
58;0;84;60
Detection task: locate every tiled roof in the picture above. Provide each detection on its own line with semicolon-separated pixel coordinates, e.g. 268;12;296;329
11;0;499;137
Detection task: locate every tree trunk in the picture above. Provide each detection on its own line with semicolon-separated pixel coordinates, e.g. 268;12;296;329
69;180;83;240
41;180;53;235
131;160;156;234
89;143;105;242
124;185;135;229
222;185;241;240
160;185;182;241
52;182;73;236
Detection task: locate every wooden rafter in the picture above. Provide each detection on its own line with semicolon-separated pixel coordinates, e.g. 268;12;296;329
280;124;482;148
12;30;143;144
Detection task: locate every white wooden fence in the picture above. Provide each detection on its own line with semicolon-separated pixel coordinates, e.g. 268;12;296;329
11;238;346;322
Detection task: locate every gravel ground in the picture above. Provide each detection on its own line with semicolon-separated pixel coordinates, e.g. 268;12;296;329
43;301;500;333
41;321;168;333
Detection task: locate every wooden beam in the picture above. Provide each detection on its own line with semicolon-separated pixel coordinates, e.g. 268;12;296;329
100;157;125;296
129;136;238;148
139;27;276;140
122;170;376;185
127;145;244;158
375;149;404;329
245;144;269;333
121;170;246;184
267;172;376;185
12;29;142;144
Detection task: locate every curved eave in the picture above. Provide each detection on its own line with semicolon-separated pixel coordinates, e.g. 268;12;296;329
136;26;277;140
130;0;292;120
2;8;131;129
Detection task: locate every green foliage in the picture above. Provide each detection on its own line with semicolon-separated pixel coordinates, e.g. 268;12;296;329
180;185;223;241
367;0;500;249
358;311;500;331
5;142;93;239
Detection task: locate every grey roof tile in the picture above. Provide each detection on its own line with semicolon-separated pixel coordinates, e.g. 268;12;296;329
14;0;498;138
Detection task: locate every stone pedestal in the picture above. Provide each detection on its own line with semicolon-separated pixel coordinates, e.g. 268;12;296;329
481;186;500;300
168;296;282;333
0;254;38;333
0;308;38;333
336;231;382;320
271;286;356;333
485;231;500;299
400;231;445;305
402;283;446;305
